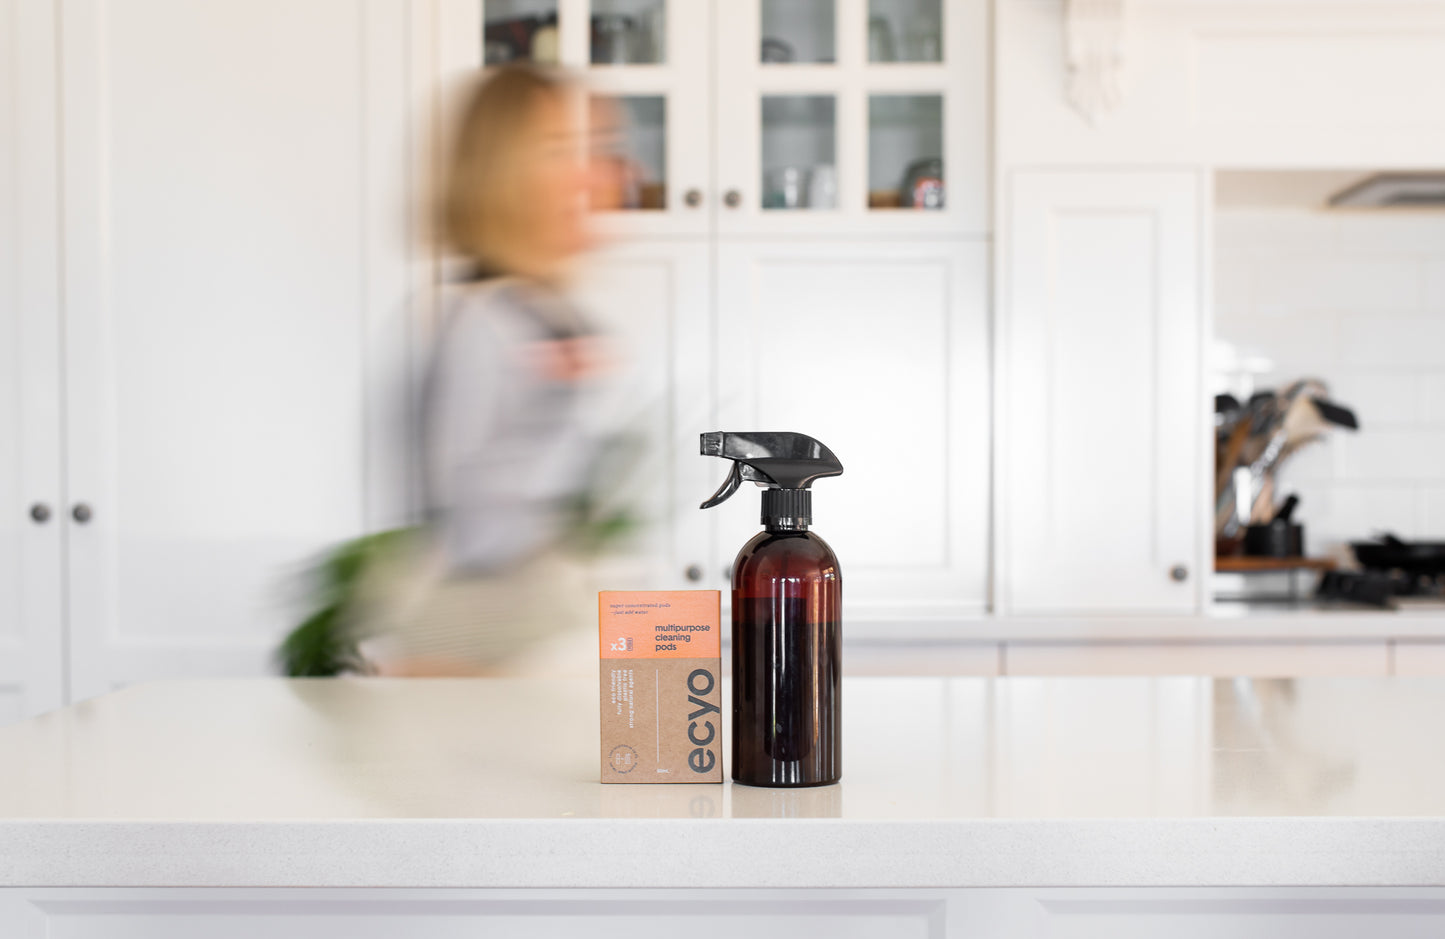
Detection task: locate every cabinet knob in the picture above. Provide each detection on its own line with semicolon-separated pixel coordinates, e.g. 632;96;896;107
72;503;93;524
29;503;51;524
683;188;703;208
723;189;742;209
722;566;732;583
1170;564;1189;582
684;564;703;582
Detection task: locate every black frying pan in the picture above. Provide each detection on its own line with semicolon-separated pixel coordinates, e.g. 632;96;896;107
1351;533;1445;574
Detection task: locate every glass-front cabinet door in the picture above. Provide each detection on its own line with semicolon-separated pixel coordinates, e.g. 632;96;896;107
459;0;711;236
442;0;982;235
716;0;984;235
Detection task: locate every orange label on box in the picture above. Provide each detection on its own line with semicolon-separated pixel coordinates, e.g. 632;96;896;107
598;590;721;659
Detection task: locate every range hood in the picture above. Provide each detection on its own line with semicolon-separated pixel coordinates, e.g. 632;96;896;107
1329;173;1445;208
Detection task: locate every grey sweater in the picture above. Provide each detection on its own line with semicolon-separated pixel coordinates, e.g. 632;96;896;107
422;278;594;573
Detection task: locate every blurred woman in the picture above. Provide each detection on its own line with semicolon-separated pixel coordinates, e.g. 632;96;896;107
361;66;613;676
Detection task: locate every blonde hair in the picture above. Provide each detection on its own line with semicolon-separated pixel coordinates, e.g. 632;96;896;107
438;66;569;270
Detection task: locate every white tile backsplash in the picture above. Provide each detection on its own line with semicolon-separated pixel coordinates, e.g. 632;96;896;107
1218;311;1342;374
1276;438;1335;482
1333;212;1445;253
1333;428;1445;481
1417;487;1445;536
1217;208;1445;552
1424;259;1445;313
1421;374;1445;424
1338;314;1445;367
1296;483;1419;550
1331;372;1421;426
1212;256;1254;318
1216;210;1341;252
1254;254;1423;316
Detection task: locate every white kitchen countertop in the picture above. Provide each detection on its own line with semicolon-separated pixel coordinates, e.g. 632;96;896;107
3;676;1445;889
848;608;1445;643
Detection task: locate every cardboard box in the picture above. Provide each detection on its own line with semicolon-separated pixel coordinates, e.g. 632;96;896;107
599;590;722;784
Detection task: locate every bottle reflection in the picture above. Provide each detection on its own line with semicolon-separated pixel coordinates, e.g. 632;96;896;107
730;780;842;818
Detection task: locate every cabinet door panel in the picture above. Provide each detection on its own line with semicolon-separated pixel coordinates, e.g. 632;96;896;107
0;0;65;721
715;239;989;621
59;0;414;698
584;0;712;239
571;241;714;589
1;890;938;938
1002;171;1203;614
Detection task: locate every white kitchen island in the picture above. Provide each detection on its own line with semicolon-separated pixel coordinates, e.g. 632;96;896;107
4;676;1445;937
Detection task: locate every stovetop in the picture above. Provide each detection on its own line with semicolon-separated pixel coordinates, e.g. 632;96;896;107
1317;569;1445;609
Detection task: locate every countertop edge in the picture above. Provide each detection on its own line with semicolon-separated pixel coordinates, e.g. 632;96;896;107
4;818;1444;889
846;613;1445;644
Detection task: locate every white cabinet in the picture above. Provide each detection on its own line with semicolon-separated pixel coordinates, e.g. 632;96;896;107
582;1;713;239
467;0;986;234
10;887;1445;937
4;0;995;714
1000;171;1204;615
0;890;944;938
1;0;418;709
714;239;990;619
570;241;716;588
58;0;415;700
0;0;65;721
463;0;993;605
713;0;987;235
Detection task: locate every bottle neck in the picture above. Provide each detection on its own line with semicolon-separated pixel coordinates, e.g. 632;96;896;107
761;488;811;532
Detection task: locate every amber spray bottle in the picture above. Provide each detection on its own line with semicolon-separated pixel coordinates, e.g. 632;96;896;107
699;432;844;787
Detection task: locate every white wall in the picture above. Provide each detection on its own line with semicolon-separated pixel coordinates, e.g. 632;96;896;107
996;0;1445;169
1214;209;1445;557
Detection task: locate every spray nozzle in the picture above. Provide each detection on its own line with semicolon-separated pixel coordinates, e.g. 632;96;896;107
698;432;843;523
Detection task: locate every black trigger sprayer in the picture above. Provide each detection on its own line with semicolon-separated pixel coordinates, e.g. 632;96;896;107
698;431;843;787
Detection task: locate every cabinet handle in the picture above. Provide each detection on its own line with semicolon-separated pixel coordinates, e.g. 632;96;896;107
683;188;703;208
684;564;703;582
1170;564;1188;582
723;189;742;209
72;503;93;524
29;503;51;524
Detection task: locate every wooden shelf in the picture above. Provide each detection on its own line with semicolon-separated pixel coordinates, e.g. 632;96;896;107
1215;556;1337;573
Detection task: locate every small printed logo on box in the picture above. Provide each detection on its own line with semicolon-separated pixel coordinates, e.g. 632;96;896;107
609;744;638;774
610;637;633;652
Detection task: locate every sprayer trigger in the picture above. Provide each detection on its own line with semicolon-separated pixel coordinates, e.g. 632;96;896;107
700;461;744;510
